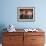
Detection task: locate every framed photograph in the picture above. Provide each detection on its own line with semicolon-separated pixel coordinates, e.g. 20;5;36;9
17;7;35;22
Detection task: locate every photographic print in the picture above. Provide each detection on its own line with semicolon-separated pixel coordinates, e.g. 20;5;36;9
17;7;35;22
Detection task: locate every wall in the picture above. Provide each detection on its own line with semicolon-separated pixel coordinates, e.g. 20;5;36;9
0;0;46;29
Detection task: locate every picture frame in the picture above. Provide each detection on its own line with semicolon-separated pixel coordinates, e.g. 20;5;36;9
17;7;35;22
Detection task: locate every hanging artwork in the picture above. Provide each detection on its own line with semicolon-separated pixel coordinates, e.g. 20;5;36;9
17;7;35;22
